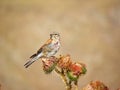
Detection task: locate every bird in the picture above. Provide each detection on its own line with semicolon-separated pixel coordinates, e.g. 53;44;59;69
24;32;61;68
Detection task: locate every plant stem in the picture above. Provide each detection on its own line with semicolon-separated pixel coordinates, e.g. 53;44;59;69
54;68;72;90
74;81;78;90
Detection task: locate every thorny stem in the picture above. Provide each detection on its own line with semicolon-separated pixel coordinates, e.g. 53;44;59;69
54;68;72;90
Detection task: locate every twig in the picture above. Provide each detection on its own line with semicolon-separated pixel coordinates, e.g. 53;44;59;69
74;81;78;90
54;68;72;90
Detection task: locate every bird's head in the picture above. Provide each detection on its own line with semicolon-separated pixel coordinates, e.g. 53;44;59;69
50;32;60;40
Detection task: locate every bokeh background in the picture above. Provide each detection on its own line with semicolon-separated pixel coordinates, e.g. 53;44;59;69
0;0;120;90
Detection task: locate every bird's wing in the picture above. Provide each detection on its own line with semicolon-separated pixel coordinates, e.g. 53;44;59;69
43;39;52;46
37;39;52;54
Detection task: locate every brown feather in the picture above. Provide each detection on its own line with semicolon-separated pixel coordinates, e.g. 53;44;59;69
37;39;52;53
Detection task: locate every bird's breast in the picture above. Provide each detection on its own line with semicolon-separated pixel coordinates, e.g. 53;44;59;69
51;41;60;49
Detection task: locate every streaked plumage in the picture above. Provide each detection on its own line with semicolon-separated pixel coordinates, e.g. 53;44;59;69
24;32;60;68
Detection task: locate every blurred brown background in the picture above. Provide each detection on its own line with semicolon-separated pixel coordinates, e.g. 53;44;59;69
0;0;120;90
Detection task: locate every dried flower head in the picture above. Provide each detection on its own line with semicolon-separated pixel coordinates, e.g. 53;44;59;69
42;56;58;74
58;54;72;70
67;62;87;81
71;62;86;74
82;81;109;90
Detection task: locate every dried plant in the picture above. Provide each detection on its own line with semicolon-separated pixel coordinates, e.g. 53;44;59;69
42;55;87;90
41;55;111;90
82;81;109;90
23;53;114;90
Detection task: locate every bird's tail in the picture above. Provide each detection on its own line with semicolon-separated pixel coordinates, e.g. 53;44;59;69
24;53;39;68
